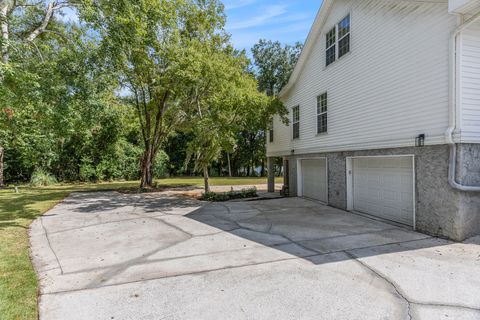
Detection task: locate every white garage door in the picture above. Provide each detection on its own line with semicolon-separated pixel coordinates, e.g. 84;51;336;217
352;157;414;226
301;159;328;203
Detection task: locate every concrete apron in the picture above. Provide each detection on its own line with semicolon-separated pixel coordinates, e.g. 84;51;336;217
30;192;480;320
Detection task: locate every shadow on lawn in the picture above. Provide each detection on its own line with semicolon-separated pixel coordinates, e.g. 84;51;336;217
0;190;70;230
0;183;197;230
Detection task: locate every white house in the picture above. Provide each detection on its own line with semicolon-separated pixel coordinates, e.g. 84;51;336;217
267;0;480;241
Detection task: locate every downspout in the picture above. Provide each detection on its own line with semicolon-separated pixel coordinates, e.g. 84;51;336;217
446;10;480;192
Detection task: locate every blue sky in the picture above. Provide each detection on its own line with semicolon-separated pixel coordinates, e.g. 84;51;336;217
60;1;321;52
223;0;321;52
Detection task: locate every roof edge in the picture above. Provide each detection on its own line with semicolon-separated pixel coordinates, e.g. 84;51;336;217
279;0;335;99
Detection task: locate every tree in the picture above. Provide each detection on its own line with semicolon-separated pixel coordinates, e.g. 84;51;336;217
182;41;286;192
0;0;143;184
0;0;75;187
216;39;301;180
81;0;227;189
252;39;303;97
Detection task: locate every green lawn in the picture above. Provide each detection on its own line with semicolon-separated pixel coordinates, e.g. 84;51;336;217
0;177;279;320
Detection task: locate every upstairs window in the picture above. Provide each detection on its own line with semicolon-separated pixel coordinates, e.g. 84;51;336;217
326;28;336;66
317;93;328;134
338;15;350;58
292;106;300;139
325;14;351;66
269;119;274;143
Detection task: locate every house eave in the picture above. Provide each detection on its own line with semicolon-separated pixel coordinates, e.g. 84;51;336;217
278;0;335;100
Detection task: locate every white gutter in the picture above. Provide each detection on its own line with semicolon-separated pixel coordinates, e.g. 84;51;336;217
446;10;480;191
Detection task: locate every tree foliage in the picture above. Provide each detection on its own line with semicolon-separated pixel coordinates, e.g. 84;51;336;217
80;0;231;188
181;43;284;191
0;1;295;189
0;1;147;183
252;39;303;96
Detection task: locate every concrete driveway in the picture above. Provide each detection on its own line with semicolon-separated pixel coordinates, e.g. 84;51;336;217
30;192;480;320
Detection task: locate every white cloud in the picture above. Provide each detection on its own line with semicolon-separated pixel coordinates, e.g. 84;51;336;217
224;0;257;10
228;4;288;30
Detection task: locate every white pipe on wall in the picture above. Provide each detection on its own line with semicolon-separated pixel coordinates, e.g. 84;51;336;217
446;11;480;192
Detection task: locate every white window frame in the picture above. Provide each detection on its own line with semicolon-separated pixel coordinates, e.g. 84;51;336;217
325;14;351;67
325;27;336;66
292;106;300;140
337;15;351;59
317;93;328;134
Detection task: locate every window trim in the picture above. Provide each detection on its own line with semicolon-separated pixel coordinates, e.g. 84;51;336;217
317;93;328;135
337;15;350;59
325;27;336;66
292;105;300;140
325;13;351;67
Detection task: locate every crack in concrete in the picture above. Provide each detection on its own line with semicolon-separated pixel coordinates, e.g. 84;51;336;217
410;301;480;313
46;216;167;235
344;250;480;318
40;217;65;275
37;194;480;318
85;235;192;289
42;252;321;296
141;215;194;238
60;235;289;276
58;230;434;278
344;250;413;320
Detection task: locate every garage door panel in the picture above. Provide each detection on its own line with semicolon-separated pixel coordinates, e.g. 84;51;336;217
353;157;414;226
301;159;327;203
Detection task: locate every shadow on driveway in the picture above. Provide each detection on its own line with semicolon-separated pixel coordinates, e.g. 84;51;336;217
31;191;480;320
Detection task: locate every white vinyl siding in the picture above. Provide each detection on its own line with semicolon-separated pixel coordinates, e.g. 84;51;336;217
267;0;456;157
459;20;480;143
449;0;480;14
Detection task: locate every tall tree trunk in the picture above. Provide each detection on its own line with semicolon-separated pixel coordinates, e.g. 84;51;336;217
227;153;232;177
1;4;9;64
0;146;4;188
1;3;8;186
203;166;210;193
140;148;154;188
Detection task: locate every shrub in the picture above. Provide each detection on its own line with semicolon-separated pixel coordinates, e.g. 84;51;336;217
79;162;98;182
153;151;170;179
30;169;58;187
201;187;257;202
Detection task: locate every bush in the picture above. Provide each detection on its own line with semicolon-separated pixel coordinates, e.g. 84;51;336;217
153;151;170;179
201;187;257;202
79;162;98;182
30;169;58;187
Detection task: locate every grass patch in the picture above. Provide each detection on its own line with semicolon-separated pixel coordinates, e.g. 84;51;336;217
0;177;277;319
